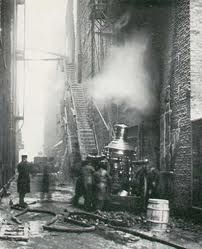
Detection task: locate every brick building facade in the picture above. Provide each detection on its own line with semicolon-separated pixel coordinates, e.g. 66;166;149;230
159;0;191;211
0;0;17;193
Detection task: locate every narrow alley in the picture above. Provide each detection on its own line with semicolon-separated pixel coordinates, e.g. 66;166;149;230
0;0;202;249
0;175;201;249
0;177;171;249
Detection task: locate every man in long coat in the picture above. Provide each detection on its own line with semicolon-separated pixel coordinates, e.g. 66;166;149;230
17;155;30;207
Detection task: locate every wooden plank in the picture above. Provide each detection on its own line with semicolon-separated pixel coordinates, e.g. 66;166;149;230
0;224;29;241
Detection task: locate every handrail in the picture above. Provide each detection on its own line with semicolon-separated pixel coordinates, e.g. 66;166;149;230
92;100;115;139
93;100;109;131
92;120;100;154
64;106;72;153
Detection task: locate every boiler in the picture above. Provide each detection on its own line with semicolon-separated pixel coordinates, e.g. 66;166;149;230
103;124;136;195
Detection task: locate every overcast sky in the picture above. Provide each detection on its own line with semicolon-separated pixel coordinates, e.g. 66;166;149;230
18;0;67;160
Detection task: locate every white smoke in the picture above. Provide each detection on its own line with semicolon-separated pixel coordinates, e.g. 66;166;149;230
87;33;158;115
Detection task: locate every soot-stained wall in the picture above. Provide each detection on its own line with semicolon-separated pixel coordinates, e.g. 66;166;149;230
78;0;192;211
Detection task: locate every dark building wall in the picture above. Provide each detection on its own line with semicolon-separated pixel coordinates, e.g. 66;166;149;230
77;0;192;211
159;0;191;211
139;117;160;169
0;0;16;191
78;0;162;156
192;119;202;208
78;0;92;79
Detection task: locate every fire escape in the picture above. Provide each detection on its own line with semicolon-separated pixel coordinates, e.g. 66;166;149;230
90;0;117;73
62;0;131;162
90;0;130;48
63;62;98;161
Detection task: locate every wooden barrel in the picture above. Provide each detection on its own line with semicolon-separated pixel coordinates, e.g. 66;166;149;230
147;199;169;231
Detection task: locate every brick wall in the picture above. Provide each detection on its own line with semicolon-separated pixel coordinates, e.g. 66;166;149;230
160;0;192;211
190;0;202;120
78;0;92;80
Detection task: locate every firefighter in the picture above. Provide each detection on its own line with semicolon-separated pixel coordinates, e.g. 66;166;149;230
82;159;95;210
73;159;95;210
72;160;86;207
40;163;51;200
93;160;111;210
17;155;30;207
73;173;84;207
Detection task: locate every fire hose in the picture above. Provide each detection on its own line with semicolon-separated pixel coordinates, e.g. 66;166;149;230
10;206;187;249
11;205;95;233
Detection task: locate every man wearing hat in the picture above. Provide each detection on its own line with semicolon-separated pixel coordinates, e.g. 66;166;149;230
17;155;30;207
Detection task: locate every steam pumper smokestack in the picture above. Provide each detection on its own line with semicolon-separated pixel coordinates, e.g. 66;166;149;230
105;124;134;152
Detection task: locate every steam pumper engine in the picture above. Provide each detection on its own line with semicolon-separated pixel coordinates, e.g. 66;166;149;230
103;124;149;201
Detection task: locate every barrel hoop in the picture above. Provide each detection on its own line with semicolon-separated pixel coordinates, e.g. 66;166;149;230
147;207;169;211
147;220;168;224
148;199;169;203
148;201;169;204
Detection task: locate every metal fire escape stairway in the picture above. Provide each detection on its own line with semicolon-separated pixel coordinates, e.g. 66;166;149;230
70;83;98;160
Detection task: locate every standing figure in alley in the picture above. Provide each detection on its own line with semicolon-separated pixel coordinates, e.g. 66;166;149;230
17;155;30;207
40;162;51;200
73;159;95;210
147;167;160;199
93;160;111;210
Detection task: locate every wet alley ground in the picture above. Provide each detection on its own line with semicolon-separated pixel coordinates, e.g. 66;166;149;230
0;176;202;249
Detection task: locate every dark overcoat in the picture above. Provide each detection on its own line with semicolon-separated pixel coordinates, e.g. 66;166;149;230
41;165;50;193
17;161;30;194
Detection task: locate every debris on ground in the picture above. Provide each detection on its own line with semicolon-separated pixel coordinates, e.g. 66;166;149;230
67;210;146;228
0;224;29;241
96;226;139;245
169;217;202;233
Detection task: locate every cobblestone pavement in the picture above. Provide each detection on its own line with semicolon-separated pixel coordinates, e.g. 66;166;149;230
0;176;200;249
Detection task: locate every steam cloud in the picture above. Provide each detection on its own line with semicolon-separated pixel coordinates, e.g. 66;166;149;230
87;33;158;116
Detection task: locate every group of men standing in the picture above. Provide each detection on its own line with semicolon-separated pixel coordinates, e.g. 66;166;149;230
73;157;111;211
16;154;159;211
17;154;112;211
17;155;53;207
